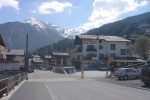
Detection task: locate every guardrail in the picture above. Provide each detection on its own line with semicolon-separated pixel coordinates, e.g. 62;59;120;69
0;72;27;98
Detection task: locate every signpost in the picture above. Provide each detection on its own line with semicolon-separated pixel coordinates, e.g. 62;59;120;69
106;55;112;77
79;56;84;79
81;60;84;79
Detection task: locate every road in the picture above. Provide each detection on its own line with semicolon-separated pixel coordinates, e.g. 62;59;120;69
9;70;150;100
96;77;150;91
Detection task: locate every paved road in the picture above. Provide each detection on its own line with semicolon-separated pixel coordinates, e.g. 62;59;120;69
9;70;150;100
95;77;150;91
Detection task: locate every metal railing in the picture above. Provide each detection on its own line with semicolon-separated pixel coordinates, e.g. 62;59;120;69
0;72;27;98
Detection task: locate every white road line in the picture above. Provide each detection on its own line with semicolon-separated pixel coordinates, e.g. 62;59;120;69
44;83;58;100
2;80;26;100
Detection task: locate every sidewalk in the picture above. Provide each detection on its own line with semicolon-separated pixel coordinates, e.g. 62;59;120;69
73;71;106;78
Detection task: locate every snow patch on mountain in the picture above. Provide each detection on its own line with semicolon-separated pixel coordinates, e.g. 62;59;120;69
64;28;86;39
24;17;85;38
25;17;47;29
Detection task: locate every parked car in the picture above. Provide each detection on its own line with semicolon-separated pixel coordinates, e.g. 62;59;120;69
115;68;141;80
141;65;150;85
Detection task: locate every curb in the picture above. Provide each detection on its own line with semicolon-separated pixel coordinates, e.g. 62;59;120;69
1;80;26;100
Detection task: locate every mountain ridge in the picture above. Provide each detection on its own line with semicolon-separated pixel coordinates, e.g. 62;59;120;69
0;18;64;51
86;12;150;37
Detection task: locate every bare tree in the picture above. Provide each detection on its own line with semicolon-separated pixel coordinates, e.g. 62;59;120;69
134;36;150;59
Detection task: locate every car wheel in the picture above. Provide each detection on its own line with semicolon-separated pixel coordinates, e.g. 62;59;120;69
144;82;150;86
118;77;122;80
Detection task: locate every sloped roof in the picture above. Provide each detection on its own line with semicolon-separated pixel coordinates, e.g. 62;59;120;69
32;59;43;63
5;49;25;56
77;35;130;42
44;55;52;59
32;55;40;58
52;52;69;56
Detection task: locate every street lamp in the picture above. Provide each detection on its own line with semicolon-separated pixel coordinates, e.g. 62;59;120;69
25;34;29;80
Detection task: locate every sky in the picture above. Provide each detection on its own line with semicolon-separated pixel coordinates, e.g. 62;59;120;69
0;0;150;31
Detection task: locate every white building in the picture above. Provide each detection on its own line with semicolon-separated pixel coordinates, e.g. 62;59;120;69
74;35;133;60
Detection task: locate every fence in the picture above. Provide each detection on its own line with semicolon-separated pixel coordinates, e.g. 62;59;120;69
0;73;27;98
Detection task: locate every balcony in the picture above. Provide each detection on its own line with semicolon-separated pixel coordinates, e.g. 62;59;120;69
86;45;97;51
87;48;97;51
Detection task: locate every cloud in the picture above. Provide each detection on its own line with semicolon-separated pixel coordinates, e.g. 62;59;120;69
79;0;149;31
0;0;19;11
38;1;72;14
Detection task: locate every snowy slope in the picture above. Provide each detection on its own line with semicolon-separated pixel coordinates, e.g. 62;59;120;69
25;17;84;39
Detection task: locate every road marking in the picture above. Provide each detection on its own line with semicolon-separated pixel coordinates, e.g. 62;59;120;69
44;83;58;100
1;80;26;100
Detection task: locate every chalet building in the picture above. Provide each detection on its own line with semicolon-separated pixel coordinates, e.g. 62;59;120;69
75;35;132;59
74;35;137;67
0;34;6;60
44;55;52;68
32;55;43;69
5;49;25;67
51;52;70;67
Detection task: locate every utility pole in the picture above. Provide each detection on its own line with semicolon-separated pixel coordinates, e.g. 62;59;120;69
25;34;29;76
80;57;84;79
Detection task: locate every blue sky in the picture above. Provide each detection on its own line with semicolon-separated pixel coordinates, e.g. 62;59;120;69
0;0;150;31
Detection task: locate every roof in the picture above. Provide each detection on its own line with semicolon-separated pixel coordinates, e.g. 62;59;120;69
0;34;6;47
52;52;69;56
76;35;130;42
44;55;51;59
32;55;40;58
112;60;144;63
5;49;24;56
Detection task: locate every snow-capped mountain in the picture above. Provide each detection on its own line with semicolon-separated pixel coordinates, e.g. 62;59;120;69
25;17;48;30
25;17;84;39
47;23;65;35
0;17;64;51
64;28;86;39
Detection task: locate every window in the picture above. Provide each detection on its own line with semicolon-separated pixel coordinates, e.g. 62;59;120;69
87;45;96;51
87;45;95;49
87;54;96;60
110;44;116;50
120;49;126;55
126;49;130;54
99;54;104;57
99;40;102;43
99;45;103;50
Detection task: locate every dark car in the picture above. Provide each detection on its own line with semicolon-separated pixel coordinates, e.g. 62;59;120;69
141;65;150;85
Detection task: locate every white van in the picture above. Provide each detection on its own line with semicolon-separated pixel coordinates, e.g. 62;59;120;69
115;68;141;80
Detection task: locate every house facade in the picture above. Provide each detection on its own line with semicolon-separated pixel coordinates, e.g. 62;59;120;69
32;55;44;69
74;35;133;61
5;49;25;67
51;52;70;67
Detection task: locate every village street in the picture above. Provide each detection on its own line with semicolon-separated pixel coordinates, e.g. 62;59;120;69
9;70;150;100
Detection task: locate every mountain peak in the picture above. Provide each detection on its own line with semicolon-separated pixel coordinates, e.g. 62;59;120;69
25;17;47;29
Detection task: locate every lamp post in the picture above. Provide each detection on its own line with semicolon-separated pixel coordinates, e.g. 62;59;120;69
25;34;29;79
